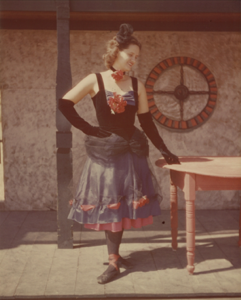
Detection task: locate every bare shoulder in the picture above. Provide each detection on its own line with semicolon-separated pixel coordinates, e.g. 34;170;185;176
83;73;97;85
137;78;146;95
62;73;98;103
136;77;149;114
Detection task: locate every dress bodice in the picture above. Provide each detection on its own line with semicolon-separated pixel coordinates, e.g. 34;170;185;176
91;73;138;140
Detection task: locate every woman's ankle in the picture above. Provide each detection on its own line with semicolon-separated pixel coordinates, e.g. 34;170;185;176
108;254;120;270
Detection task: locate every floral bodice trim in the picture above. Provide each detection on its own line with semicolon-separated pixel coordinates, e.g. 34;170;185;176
105;90;136;106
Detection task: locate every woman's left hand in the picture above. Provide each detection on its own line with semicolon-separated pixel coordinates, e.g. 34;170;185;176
162;150;180;165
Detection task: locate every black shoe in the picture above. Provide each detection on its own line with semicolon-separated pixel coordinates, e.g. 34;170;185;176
97;254;120;284
97;264;120;284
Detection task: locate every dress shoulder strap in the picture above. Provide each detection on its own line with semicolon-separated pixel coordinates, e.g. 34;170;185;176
131;76;138;107
95;73;105;91
131;76;138;94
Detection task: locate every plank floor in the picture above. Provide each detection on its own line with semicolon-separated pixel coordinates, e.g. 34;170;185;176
0;210;240;299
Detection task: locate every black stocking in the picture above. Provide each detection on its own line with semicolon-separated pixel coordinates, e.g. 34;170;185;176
97;229;132;283
105;230;124;255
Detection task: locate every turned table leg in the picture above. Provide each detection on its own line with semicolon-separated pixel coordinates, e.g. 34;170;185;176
170;174;178;250
184;173;196;275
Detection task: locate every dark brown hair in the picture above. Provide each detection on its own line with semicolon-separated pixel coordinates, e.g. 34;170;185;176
103;24;141;69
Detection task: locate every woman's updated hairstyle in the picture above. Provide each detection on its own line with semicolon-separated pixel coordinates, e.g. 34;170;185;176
102;24;141;69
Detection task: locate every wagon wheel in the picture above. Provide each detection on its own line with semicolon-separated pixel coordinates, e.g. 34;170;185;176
145;57;217;131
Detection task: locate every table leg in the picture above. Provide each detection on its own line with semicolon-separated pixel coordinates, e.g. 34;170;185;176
184;173;196;275
170;175;178;250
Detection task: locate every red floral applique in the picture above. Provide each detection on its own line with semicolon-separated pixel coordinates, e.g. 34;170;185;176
80;205;95;211
133;196;150;209
111;70;124;81
107;203;121;210
108;92;127;114
69;199;74;206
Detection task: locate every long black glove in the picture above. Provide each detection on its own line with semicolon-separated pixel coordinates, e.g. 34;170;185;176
138;112;180;164
59;99;111;138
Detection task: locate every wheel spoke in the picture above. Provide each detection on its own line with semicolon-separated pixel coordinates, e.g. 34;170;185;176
180;100;184;120
189;91;210;95
152;90;175;95
180;65;184;85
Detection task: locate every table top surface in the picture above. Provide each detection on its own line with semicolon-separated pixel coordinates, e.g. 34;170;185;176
155;156;241;178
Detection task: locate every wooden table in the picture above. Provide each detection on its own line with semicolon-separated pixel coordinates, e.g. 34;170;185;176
155;156;241;275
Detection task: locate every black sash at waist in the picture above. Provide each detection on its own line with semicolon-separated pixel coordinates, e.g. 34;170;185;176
85;128;149;164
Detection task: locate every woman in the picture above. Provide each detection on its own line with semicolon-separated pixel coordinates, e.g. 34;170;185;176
59;24;180;284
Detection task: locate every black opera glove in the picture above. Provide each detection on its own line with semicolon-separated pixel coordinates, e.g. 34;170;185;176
159;148;180;165
137;111;180;165
58;99;111;138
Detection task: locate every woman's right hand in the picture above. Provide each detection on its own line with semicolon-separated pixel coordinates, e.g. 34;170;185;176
91;127;111;138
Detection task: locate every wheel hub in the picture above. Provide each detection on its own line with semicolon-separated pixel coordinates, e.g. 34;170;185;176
174;85;189;101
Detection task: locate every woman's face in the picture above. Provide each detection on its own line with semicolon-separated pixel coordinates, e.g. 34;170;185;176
115;44;140;72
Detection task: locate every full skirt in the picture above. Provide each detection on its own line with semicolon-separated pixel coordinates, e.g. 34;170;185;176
68;129;162;231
